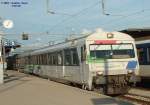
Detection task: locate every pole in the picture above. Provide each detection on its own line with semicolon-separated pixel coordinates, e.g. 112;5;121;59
0;18;13;84
0;17;3;84
0;38;4;84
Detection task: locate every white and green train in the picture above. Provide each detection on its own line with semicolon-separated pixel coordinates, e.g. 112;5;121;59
16;30;139;94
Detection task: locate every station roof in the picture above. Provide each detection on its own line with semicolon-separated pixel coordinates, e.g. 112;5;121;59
121;28;150;38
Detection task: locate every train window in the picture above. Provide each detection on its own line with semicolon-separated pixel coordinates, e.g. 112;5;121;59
33;56;35;64
137;48;145;64
42;54;44;65
45;54;48;65
71;48;79;65
39;55;41;65
43;54;47;65
39;55;42;65
32;56;34;64
48;53;52;65
64;48;79;66
46;53;48;65
64;49;71;65
147;48;150;63
52;53;57;65
36;56;37;64
90;44;134;59
57;52;62;65
37;55;39;65
0;57;1;63
31;56;33;64
38;55;40;65
81;45;86;61
41;54;44;65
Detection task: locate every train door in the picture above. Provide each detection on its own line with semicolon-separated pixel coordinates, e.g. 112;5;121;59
63;48;80;82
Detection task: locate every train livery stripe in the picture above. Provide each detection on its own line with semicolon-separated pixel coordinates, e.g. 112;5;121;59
94;40;117;44
126;60;137;70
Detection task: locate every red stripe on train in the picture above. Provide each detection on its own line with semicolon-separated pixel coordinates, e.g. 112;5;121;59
94;40;117;44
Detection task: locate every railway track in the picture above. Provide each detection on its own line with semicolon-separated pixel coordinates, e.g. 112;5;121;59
132;87;150;91
118;93;150;105
92;87;150;104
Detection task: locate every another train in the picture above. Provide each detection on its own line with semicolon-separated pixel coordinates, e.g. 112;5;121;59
12;30;140;94
136;40;150;83
121;28;150;85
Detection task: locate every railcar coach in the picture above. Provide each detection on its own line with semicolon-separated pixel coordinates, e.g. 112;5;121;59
16;30;139;94
136;40;150;83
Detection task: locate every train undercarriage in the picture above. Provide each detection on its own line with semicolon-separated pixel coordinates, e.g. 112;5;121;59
92;75;131;95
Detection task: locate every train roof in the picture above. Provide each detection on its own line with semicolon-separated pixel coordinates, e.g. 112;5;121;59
18;30;134;57
121;28;150;38
136;39;150;45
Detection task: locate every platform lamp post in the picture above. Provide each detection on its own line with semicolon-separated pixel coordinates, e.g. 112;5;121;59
0;18;13;84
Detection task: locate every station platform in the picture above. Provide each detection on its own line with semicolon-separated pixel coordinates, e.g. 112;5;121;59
0;70;133;105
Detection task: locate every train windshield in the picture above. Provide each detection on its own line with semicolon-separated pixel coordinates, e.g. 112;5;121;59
90;44;135;59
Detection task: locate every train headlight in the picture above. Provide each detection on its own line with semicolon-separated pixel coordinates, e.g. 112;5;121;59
96;71;103;75
107;33;114;38
128;70;134;74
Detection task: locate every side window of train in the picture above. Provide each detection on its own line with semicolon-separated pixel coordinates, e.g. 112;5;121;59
81;45;86;62
147;48;150;64
64;48;79;66
64;49;71;65
0;57;2;63
52;53;57;65
57;51;63;66
39;54;42;65
48;53;52;65
71;48;79;66
42;54;44;65
137;48;145;64
43;54;47;65
46;53;48;65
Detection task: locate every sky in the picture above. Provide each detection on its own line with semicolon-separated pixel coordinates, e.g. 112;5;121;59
0;0;150;47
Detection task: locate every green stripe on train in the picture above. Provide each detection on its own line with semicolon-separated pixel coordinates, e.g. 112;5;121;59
87;55;105;63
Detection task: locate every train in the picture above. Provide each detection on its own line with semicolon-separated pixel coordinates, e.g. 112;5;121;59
136;39;150;83
9;30;140;94
120;28;150;85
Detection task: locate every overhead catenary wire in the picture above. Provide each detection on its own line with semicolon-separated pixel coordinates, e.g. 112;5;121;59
47;1;100;33
46;0;75;17
11;1;150;48
99;8;150;28
111;11;150;31
101;0;128;17
47;0;149;34
1;32;86;36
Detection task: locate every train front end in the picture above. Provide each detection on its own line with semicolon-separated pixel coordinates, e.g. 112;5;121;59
86;31;139;94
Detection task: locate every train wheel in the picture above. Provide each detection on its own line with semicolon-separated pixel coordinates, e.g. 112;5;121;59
82;84;89;90
100;85;107;94
82;84;85;90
